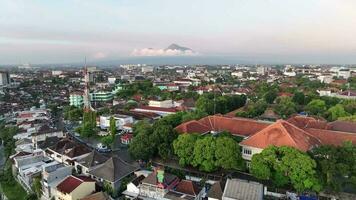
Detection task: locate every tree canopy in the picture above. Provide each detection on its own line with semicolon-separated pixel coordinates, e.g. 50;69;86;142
250;146;322;192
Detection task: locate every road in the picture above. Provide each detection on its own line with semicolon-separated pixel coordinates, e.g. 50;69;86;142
0;144;5;169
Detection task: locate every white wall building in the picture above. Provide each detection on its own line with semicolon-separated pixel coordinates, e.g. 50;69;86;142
99;114;134;130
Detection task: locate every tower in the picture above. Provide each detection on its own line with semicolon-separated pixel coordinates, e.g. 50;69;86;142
83;58;92;112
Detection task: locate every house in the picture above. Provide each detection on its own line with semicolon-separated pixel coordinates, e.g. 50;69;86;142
123;175;146;199
46;138;91;166
74;150;109;176
15;138;33;153
81;192;110;200
121;133;133;145
13;152;54;192
164;180;204;200
138;169;180;199
31;125;65;148
99;114;134;130
55;175;96;200
207;181;224;200
148;100;175;108
42;163;73;199
239;120;321;161
222;179;263;200
132;106;178;117
89;156;138;190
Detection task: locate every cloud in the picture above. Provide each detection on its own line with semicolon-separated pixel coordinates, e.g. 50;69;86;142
131;48;198;56
92;52;108;59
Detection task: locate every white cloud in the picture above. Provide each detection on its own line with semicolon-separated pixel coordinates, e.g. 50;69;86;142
131;48;198;56
92;52;107;59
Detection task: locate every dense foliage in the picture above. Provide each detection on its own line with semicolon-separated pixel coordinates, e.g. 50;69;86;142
250;146;322;192
173;134;244;172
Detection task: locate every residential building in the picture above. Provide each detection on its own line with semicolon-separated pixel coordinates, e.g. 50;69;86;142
31;125;65;149
121;133;133;145
222;179;263;200
99;114;134;130
46;138;91;165
164;180;204;200
42;163;73;199
132;106;178;116
89;156;138;190
74;150;108;176
55;175;96;200
148;100;175;108
207;182;224;200
81;192;110;200
138;169;180;199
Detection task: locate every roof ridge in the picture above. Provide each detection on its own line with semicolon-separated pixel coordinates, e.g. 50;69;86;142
280;120;322;146
277;120;300;148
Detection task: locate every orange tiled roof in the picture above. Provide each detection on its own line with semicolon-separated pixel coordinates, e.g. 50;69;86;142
240;120;321;151
287;115;330;129
306;128;356;146
175;180;201;196
175;120;211;134
175;115;269;136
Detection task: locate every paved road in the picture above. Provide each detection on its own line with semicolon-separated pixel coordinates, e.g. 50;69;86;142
0;144;5;169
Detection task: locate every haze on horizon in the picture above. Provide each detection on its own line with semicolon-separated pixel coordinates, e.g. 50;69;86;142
1;0;356;65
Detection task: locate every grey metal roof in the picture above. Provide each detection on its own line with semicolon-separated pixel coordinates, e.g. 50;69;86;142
222;179;263;200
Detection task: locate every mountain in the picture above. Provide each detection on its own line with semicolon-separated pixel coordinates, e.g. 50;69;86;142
165;43;192;51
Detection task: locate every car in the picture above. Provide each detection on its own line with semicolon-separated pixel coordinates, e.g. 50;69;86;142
96;143;111;153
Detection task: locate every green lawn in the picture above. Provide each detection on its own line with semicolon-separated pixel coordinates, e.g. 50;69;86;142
0;181;28;200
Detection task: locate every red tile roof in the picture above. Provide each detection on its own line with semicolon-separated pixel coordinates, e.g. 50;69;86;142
306;128;356;146
240;120;321;151
175;115;270;137
134;106;177;113
328;120;356;133
175;120;211;134
198;115;270;137
175;180;200;196
287;115;330;129
56;176;95;194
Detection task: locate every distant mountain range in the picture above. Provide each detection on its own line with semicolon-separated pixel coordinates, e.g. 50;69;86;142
165;43;193;51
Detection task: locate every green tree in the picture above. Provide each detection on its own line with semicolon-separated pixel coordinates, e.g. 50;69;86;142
101;135;114;148
151;121;177;159
192;136;217;172
306;99;326;116
215;136;244;170
310;142;356;192
264;90;278;104
81;122;95;138
327;104;350;121
342;100;356;115
251;146;322;192
293;92;305;105
109;117;117;135
274;97;297;118
173;134;198;166
129;131;154;161
32;176;42;198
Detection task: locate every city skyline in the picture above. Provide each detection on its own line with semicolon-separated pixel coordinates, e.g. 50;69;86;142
1;0;356;64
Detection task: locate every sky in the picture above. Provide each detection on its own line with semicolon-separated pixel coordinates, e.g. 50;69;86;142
1;0;356;64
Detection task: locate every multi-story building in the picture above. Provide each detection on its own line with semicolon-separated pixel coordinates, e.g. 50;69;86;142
0;71;10;85
90;91;113;102
69;92;83;107
42;163;72;199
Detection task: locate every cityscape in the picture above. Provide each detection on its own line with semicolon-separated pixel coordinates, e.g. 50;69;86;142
1;1;356;200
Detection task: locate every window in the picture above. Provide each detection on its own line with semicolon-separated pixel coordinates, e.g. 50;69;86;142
243;148;252;155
